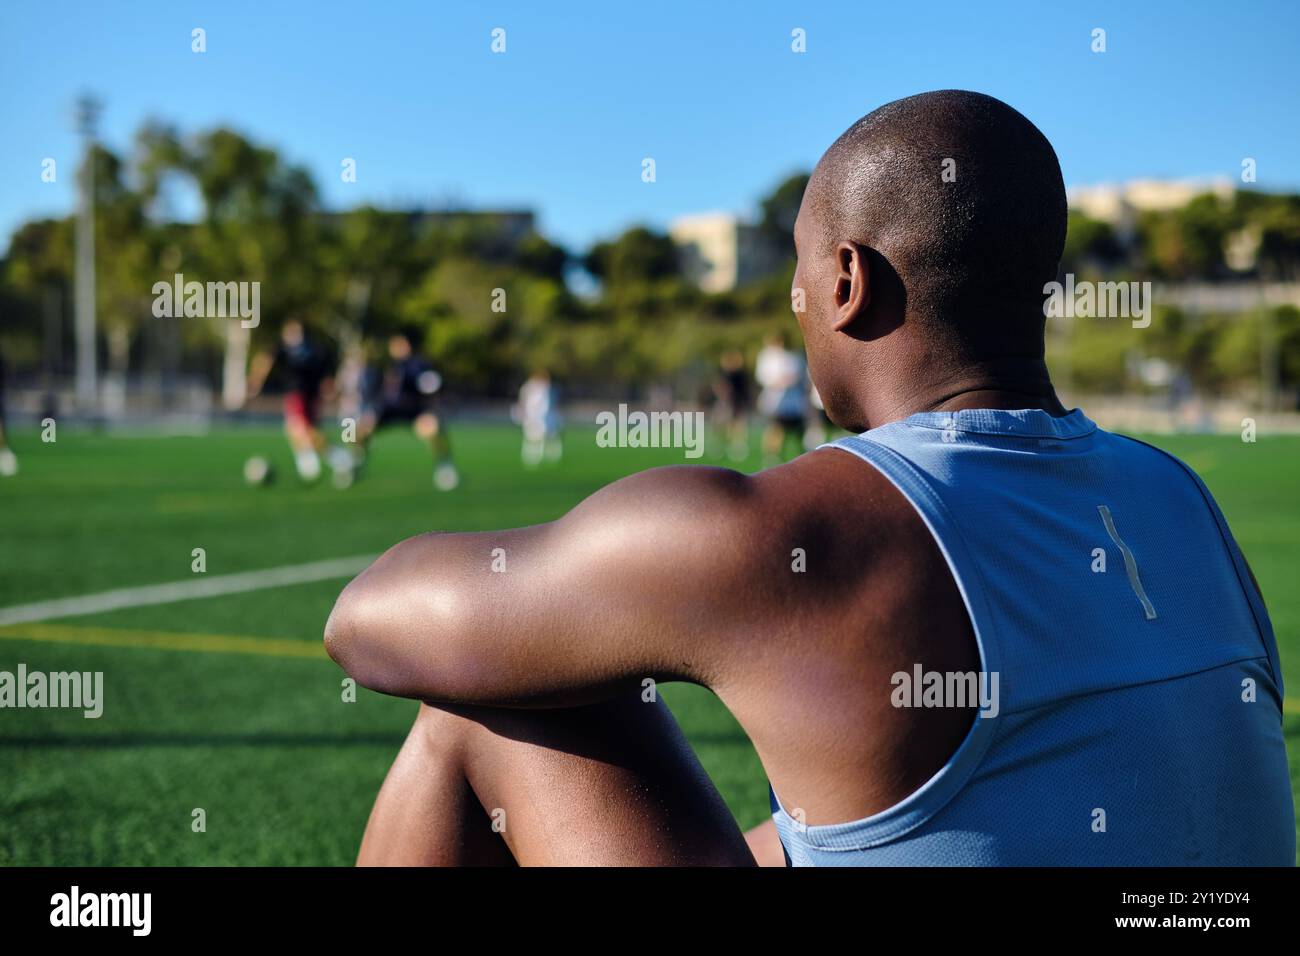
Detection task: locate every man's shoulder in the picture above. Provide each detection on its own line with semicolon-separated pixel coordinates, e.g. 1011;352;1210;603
568;451;918;589
578;450;896;523
753;447;922;536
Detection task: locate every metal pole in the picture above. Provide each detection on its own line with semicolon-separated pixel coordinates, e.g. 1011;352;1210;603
1259;298;1278;413
74;94;101;412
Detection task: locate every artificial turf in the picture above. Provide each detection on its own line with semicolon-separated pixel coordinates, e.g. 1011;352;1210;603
0;422;1295;864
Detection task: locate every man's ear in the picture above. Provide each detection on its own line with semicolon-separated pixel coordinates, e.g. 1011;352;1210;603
832;241;870;332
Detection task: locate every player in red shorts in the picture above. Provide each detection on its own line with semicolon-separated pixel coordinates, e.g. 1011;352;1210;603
247;319;349;483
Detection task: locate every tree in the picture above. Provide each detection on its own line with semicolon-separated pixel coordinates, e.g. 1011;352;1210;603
1136;193;1233;279
757;172;809;254
137;127;324;406
1061;212;1124;275
584;227;678;285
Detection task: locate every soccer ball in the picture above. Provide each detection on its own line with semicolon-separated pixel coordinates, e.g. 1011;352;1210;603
243;456;275;486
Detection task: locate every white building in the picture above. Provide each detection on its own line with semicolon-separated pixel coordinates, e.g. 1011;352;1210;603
669;212;782;292
1067;177;1234;241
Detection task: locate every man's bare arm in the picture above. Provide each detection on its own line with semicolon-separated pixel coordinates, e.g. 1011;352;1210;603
245;351;275;399
324;465;774;707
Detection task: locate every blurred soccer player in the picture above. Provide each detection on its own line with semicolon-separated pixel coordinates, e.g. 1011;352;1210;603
515;370;561;468
0;351;16;477
712;349;752;461
246;319;346;483
324;91;1293;867
755;331;808;465
352;331;458;491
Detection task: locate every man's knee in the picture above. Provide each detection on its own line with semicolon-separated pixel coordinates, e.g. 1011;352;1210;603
410;702;478;762
414;412;439;439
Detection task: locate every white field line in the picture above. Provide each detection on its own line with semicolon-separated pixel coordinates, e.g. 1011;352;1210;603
0;554;376;627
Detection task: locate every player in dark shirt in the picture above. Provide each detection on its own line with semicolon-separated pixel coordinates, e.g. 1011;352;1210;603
352;331;458;491
247;319;342;482
712;349;752;461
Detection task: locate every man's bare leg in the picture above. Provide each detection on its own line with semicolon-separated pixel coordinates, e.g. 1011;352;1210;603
358;693;757;866
355;703;515;866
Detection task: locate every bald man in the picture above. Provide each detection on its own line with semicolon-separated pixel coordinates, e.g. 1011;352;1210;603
325;90;1294;866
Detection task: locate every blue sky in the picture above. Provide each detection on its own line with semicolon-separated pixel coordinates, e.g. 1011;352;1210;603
1;0;1297;254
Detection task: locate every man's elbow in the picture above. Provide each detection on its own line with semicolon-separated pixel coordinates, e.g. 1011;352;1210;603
322;596;353;670
323;573;466;701
323;582;393;693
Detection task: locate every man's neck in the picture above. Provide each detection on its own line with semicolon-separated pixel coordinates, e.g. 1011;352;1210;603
862;356;1067;428
925;382;1067;417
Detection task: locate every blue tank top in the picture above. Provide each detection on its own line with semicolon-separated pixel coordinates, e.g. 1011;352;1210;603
770;407;1294;866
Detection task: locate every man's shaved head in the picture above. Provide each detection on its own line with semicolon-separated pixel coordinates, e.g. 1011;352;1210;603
793;90;1068;429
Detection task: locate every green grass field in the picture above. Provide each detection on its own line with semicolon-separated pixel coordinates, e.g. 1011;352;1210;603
0;422;1296;864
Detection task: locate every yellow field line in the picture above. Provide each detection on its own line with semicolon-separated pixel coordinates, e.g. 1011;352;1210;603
0;622;326;660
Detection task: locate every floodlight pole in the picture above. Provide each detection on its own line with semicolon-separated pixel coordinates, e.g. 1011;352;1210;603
74;94;101;412
1259;301;1278;413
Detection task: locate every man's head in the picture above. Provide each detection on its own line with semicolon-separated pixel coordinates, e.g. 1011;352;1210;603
388;333;413;361
281;319;304;347
792;90;1067;430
